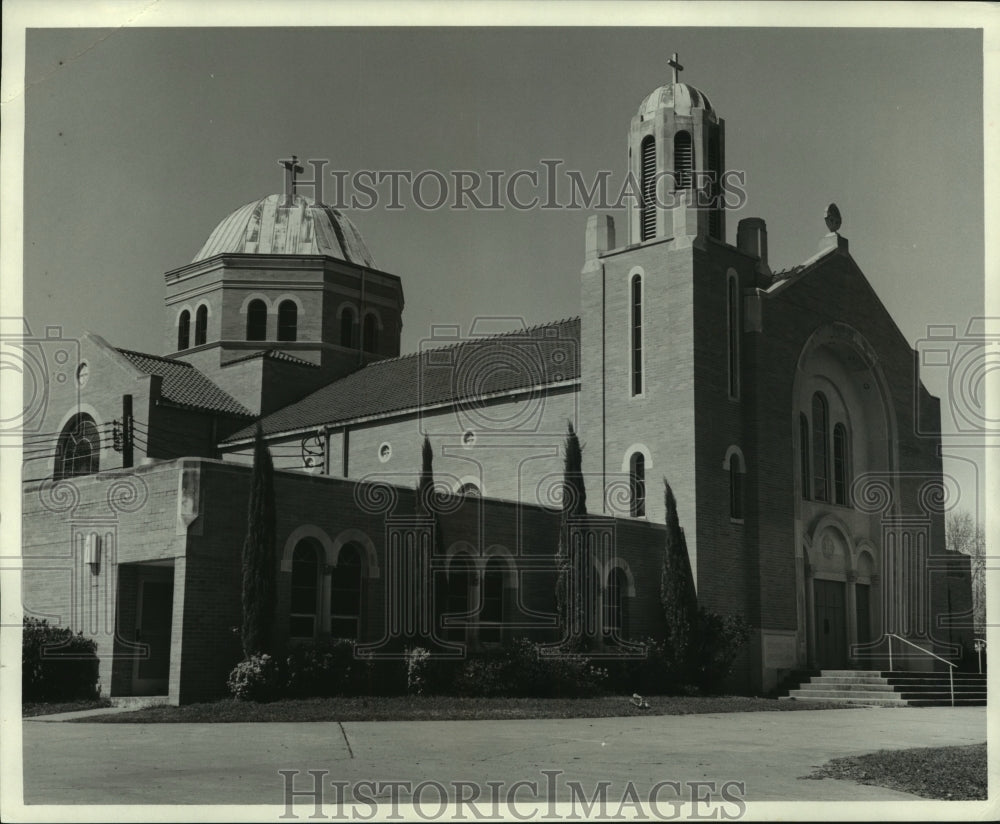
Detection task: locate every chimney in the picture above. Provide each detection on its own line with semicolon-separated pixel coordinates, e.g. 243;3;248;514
585;214;616;263
737;217;769;269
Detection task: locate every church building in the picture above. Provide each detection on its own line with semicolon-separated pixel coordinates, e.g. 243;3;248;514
21;61;972;704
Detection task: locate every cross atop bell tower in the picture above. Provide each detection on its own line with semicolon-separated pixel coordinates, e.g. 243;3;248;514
668;52;684;84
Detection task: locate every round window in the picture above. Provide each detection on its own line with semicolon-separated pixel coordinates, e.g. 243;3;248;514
378;442;392;463
462;430;476;447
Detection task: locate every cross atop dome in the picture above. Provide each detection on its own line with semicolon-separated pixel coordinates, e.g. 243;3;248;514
668;52;684;84
280;155;304;205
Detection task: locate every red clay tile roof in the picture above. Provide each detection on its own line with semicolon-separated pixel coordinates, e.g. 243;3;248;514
116;349;253;417
225;317;580;441
224;349;319;367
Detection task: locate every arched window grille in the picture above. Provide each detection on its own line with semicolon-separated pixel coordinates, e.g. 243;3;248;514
195;305;208;346
640;136;656;241
458;482;481;498
629;452;646;518
330;543;364;639
340;307;355;348
812;392;830;502
603;568;629;640
277;300;298;342
708;134;721;239
799;413;811;500
728;451;745;521
833;423;850;506
54;414;100;480
480;558;505;644
727;275;740;399
289;540;321;639
674;131;694;190
246;299;268;341
362;313;378;353
177;310;190;351
631;274;643;395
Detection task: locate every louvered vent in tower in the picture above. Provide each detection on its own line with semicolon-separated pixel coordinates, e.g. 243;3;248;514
674;131;693;190
640;136;656;241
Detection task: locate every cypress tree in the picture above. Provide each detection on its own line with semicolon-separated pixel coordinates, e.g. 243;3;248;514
556;422;588;645
418;435;434;515
241;424;277;658
660;480;699;678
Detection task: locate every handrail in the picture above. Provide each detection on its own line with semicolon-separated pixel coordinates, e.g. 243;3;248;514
886;633;955;706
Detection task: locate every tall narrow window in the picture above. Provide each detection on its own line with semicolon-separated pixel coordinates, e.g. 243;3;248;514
640;136;656;241
289;541;321;639
604;569;629;640
277;300;298;342
629;452;646;518
480;558;504;644
177;310;190;351
54;414;100;480
446;552;473;642
631;274;643;395
340;307;355;348
246;299;268;341
194;305;208;346
812;393;830;502
363;313;378;353
330;543;364;639
833;423;849;505
729;452;744;521
673;131;693;190
799;413;811;500
727;275;739;399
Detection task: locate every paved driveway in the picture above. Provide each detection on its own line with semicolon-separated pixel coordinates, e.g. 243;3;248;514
17;706;988;813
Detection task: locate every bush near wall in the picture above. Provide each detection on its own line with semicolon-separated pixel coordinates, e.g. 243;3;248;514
22;617;100;702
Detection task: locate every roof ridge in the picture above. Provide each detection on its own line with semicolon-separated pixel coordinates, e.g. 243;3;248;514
365;316;581;369
116;347;191;367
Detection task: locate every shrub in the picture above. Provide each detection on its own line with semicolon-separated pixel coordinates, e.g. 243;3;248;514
22;617;100;702
691;610;753;693
285;639;359;697
227;653;282;701
603;637;684;695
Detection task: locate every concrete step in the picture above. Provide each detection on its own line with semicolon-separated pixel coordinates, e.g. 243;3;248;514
906;698;986;707
798;681;895;692
787;689;906;701
779;695;906;707
806;676;892;685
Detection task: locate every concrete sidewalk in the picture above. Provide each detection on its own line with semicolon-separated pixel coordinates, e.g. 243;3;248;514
19;706;987;806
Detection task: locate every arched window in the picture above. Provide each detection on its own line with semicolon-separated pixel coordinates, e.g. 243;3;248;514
640;135;656;241
604;568;629;640
727;274;740;399
246;299;268;341
833;423;850;506
799;413;811;500
812;392;830;502
728;451;745;521
480;558;505;644
708;134;722;239
289;540;321;639
673;130;693;190
340;307;355;348
177;310;190;351
458;482;481;498
629;452;646;518
331;543;364;639
194;305;208;346
54;414;100;480
631;274;643;396
277;300;298;342
362;313;378;353
446;552;474;642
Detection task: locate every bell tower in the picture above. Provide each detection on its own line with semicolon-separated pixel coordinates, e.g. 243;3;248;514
626;53;726;245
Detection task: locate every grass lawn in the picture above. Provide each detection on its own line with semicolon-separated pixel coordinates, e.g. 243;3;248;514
77;694;858;723
806;743;987;800
23;697;112;717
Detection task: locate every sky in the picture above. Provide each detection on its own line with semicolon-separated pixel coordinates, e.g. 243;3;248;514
6;5;995;518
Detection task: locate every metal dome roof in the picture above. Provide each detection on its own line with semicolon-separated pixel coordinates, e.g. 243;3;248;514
193;193;375;267
637;82;715;119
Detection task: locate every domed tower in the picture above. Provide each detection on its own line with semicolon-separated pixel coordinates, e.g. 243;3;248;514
626;54;725;245
163;164;403;415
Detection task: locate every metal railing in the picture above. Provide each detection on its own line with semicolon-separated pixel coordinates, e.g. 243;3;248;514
887;633;955;707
